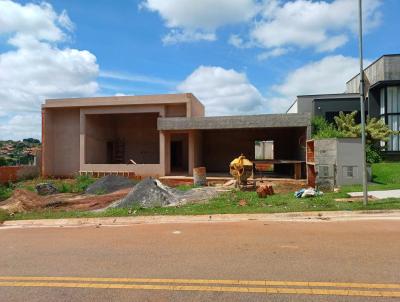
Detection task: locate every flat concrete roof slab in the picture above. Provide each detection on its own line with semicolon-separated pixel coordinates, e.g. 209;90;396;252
158;113;311;130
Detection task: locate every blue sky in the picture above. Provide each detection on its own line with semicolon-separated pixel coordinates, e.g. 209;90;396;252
0;0;399;140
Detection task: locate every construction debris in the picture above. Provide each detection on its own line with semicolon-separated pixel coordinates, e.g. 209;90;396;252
85;175;136;194
109;177;223;209
110;178;178;208
35;183;58;195
294;188;323;198
256;183;274;198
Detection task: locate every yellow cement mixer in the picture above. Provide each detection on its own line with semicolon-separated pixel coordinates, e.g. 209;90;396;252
229;154;253;187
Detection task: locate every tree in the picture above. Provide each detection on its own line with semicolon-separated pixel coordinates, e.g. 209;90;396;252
334;111;395;144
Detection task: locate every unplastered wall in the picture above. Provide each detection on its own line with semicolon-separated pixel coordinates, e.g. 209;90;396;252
44;108;80;176
165;104;186;117
115;113;159;164
85;115;114;164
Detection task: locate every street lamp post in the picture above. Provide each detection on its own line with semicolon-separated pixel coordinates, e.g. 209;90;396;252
358;0;368;206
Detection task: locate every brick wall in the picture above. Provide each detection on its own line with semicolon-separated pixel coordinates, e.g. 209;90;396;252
0;165;39;184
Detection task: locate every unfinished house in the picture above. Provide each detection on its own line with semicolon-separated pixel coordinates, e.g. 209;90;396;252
42;93;311;180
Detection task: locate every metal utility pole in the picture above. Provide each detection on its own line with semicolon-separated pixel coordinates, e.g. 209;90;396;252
358;0;368;206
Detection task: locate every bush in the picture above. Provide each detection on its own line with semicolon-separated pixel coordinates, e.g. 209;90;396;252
0;185;12;201
366;144;383;164
312;116;345;139
73;174;95;193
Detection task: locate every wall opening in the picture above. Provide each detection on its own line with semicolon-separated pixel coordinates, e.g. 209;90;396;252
85;113;160;164
170;133;188;173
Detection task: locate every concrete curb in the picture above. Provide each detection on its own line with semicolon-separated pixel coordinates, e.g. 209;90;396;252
2;210;400;229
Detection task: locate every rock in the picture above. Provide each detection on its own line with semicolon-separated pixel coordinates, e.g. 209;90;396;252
238;199;248;206
85;175;136;194
35;183;59;195
256;183;274;198
110;177;179;209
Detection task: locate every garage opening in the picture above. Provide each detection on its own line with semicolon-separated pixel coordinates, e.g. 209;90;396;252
201;127;306;178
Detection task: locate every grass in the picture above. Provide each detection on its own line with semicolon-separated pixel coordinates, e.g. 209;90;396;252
340;162;400;193
5;174;95;197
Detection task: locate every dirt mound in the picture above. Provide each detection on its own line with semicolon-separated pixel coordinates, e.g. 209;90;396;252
109;178;224;209
0;188;131;214
85;175;136;194
110;178;178;208
0;189;46;213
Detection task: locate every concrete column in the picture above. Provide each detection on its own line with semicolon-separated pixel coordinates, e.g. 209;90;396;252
188;131;195;176
79;111;86;171
160;131;171;176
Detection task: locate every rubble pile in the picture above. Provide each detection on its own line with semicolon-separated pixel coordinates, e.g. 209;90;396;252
109;178;179;208
35;183;59;195
109;177;223;209
85;175;136;194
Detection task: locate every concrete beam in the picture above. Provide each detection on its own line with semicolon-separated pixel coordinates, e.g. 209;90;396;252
158;113;312;130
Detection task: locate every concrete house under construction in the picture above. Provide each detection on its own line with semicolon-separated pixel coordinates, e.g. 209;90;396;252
42;94;311;179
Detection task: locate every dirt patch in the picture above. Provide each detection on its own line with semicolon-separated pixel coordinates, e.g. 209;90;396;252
0;188;131;213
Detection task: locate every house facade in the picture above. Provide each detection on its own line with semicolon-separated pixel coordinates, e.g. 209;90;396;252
42;93;311;178
287;54;400;155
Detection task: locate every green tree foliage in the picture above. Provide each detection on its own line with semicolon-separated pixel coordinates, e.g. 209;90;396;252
334;111;394;144
311;116;345;139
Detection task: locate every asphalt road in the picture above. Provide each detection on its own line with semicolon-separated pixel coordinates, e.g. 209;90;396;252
0;220;399;301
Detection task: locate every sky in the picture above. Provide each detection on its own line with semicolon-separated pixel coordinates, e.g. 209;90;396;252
0;0;399;140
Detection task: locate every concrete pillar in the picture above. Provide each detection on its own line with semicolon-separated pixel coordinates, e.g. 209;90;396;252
188;131;195;176
79;111;86;172
160;131;171;176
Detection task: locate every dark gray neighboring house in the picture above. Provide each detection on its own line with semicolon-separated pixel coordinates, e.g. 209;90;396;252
287;54;400;156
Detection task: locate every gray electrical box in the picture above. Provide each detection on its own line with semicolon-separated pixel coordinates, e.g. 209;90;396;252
307;138;364;191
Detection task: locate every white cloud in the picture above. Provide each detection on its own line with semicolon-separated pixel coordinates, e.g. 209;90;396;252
0;1;99;140
257;47;288;61
0;114;41;140
141;0;259;44
250;0;382;52
177;66;265;116
0;0;70;41
269;55;364;112
162;29;216;44
100;70;177;87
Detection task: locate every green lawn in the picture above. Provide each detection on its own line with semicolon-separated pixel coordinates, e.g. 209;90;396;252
340;162;400;193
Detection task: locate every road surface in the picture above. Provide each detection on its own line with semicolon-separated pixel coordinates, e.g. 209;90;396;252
0;219;399;301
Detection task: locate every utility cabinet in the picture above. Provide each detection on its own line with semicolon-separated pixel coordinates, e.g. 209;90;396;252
306;138;363;191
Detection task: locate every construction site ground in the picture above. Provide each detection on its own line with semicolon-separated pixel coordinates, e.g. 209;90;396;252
1;172;400;223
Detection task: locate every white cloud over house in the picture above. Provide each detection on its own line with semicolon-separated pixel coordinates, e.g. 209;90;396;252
0;0;99;140
178;55;365;115
177;66;265;116
268;55;364;112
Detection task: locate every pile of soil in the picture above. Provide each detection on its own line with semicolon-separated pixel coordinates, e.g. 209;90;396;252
85;175;136;194
110;178;178;208
0;189;46;213
0;188;131;214
109;177;224;209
